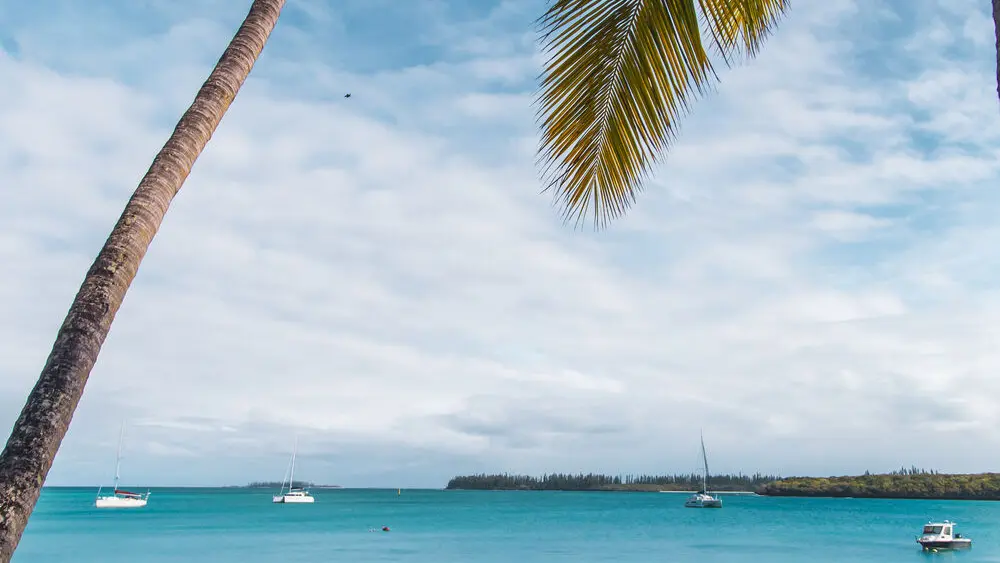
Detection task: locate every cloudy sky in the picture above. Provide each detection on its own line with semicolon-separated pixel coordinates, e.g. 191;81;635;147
1;0;999;488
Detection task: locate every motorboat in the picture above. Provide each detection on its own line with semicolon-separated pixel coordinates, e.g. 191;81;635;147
916;521;972;550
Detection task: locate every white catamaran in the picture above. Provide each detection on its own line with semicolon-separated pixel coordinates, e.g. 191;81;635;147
272;437;314;504
95;421;150;508
684;432;723;508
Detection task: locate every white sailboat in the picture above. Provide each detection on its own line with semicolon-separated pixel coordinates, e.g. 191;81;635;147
684;431;722;508
272;437;314;504
95;421;150;508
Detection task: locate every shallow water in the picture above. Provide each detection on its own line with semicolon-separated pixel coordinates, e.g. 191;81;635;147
15;488;998;562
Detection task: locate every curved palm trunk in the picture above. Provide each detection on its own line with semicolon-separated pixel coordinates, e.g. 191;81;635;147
0;0;285;559
994;0;1000;103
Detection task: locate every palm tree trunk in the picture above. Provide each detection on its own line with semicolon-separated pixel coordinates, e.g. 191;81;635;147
994;0;1000;104
0;0;285;559
993;0;1000;105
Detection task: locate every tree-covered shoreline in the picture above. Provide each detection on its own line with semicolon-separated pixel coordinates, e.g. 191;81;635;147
446;472;778;492
448;468;1000;500
237;481;340;489
757;468;1000;500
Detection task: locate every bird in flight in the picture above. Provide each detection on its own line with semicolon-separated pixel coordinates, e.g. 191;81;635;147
344;93;351;98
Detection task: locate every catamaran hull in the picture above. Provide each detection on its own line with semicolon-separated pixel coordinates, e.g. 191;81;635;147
685;499;723;508
95;496;148;508
273;495;315;504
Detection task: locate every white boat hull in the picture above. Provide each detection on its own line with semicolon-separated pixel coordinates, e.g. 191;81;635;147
95;495;148;508
273;494;315;504
685;493;723;508
918;538;972;550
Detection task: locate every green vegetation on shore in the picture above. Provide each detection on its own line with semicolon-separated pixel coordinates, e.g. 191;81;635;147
449;467;1000;500
757;468;1000;500
242;481;320;489
446;472;777;492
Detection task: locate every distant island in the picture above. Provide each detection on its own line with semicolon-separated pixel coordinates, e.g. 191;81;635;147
756;468;1000;500
447;468;1000;500
445;472;777;492
233;481;341;489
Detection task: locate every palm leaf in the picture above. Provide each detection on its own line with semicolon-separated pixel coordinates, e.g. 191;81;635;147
698;0;787;62
535;0;787;228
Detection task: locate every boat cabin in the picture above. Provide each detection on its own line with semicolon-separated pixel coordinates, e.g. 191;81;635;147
923;523;950;536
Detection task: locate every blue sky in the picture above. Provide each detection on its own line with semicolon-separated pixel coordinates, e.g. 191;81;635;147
2;0;1000;488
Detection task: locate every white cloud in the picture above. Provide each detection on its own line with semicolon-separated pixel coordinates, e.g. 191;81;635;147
811;210;892;241
2;0;1000;488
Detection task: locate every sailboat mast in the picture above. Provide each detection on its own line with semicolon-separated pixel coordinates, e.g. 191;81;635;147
113;421;125;491
700;431;709;493
289;436;297;490
279;454;292;495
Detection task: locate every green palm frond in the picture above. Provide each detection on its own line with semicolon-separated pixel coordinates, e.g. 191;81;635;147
698;0;787;61
535;0;788;228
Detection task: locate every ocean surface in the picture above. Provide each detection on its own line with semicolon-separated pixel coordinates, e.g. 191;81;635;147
15;488;1000;562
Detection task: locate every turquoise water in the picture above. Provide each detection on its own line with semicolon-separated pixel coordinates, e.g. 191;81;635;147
15;488;1000;562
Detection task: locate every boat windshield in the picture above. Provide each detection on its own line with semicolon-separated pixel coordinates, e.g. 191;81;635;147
923;526;944;535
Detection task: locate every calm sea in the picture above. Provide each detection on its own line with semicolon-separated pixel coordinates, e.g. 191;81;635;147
14;488;1000;562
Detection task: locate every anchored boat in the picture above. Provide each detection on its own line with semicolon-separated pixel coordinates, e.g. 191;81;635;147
94;421;150;508
916;521;971;550
272;436;315;504
683;431;722;508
